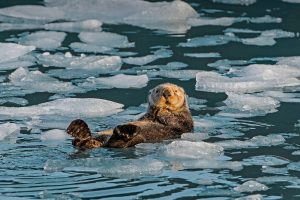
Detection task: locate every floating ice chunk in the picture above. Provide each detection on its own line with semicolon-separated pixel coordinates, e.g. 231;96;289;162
196;64;300;93
11;31;67;50
181;133;210;142
178;160;243;171
216;135;285;149
243;155;289;166
277;56;300;67
234;181;268;193
0;60;35;71
282;0;300;3
219;93;280;117
188;97;207;111
208;59;250;72
287;162;300;172
123;48;172;66
0;97;28;106
259;91;300;103
256;176;300;185
184;52;221;58
242;30;295;46
70;42;113;54
178;34;239;47
0;5;63;22
0;98;123;119
0;43;35;63
0;23;41;32
224;28;261;34
7;67;80;94
212;0;256;5
79;74;149;89
262;166;289;175
249;15;282;23
36;53;122;71
188;17;243;27
147;70;200;80
163;141;223;159
78;32;134;48
235;194;263;200
41;129;69;141
45;19;102;32
292;150;300;155
0;122;20;140
44;158;165;178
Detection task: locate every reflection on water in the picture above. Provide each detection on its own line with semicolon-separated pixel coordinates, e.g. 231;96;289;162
0;0;300;199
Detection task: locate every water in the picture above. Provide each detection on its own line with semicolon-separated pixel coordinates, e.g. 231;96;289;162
0;0;300;199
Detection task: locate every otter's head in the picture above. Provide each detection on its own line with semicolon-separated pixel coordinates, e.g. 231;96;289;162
148;83;187;111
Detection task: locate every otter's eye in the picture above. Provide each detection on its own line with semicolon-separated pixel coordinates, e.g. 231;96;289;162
174;90;178;93
155;90;159;94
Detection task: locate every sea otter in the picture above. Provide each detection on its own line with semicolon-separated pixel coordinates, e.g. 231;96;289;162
67;83;194;149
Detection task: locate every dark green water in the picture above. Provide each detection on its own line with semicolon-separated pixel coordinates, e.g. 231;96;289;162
0;0;300;199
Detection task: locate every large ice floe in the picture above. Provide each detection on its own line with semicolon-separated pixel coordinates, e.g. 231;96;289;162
0;122;20;141
9;31;66;50
1;67;81;97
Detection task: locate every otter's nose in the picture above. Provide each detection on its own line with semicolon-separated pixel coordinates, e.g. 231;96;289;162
163;89;173;100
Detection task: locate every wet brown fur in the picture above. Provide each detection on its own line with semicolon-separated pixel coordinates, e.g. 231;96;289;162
67;83;194;149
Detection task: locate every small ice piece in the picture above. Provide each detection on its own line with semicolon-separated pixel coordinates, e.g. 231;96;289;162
212;0;256;5
282;0;300;3
262;166;289;175
234;181;268;193
78;32;134;48
188;17;243;27
277;56;300;67
224;28;262;34
292;150;300;155
36;53;122;71
79;74;149;89
70;42;113;54
0;98;123;119
41;129;69;141
196;64;300;93
178;34;239;47
179;160;243;171
216;134;285;149
287;162;300;172
44;158;165;178
219;93;280;118
0;122;20;140
163;141;223;159
123;48;172;66
241;29;295;46
0;60;35;71
45;19;102;32
11;31;67;50
147;70;201;80
235;194;264;200
0;97;28;106
243;155;289;166
0;23;42;32
188;97;207;111
0;5;64;22
184;52;221;58
249;15;282;23
181;132;210;141
7;67;80;94
0;43;35;63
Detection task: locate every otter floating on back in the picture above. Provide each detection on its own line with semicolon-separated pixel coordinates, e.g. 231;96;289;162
67;83;194;149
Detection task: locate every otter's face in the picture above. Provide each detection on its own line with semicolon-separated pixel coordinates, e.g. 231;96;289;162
148;83;186;111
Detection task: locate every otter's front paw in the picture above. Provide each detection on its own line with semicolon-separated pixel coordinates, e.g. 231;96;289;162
113;124;140;140
67;119;91;139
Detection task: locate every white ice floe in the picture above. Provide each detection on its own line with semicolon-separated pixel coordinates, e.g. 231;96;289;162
188;17;242;27
44;158;165;178
175;159;243;171
216;134;285;149
287;162;300;172
0;5;64;22
188;97;207;111
184;52;221;58
0;97;28;106
248;15;282;23
0;60;35;71
235;194;264;200
10;31;66;50
259;91;300;103
0;98;123;119
0;122;20;140
147;70;201;80
0;23;41;32
40;129;70;141
78;32;134;48
79;74;149;89
163;140;223;159
0;43;35;63
181;132;210;141
241;29;295;46
6;67;81;95
196;64;300;93
218;93;280;118
262;166;289;175
212;0;256;5
69;42;113;54
282;0;300;3
178;34;239;47
243;155;289;166
234;180;268;193
277;56;300;67
123;48;173;66
36;53;122;71
45;19;102;32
